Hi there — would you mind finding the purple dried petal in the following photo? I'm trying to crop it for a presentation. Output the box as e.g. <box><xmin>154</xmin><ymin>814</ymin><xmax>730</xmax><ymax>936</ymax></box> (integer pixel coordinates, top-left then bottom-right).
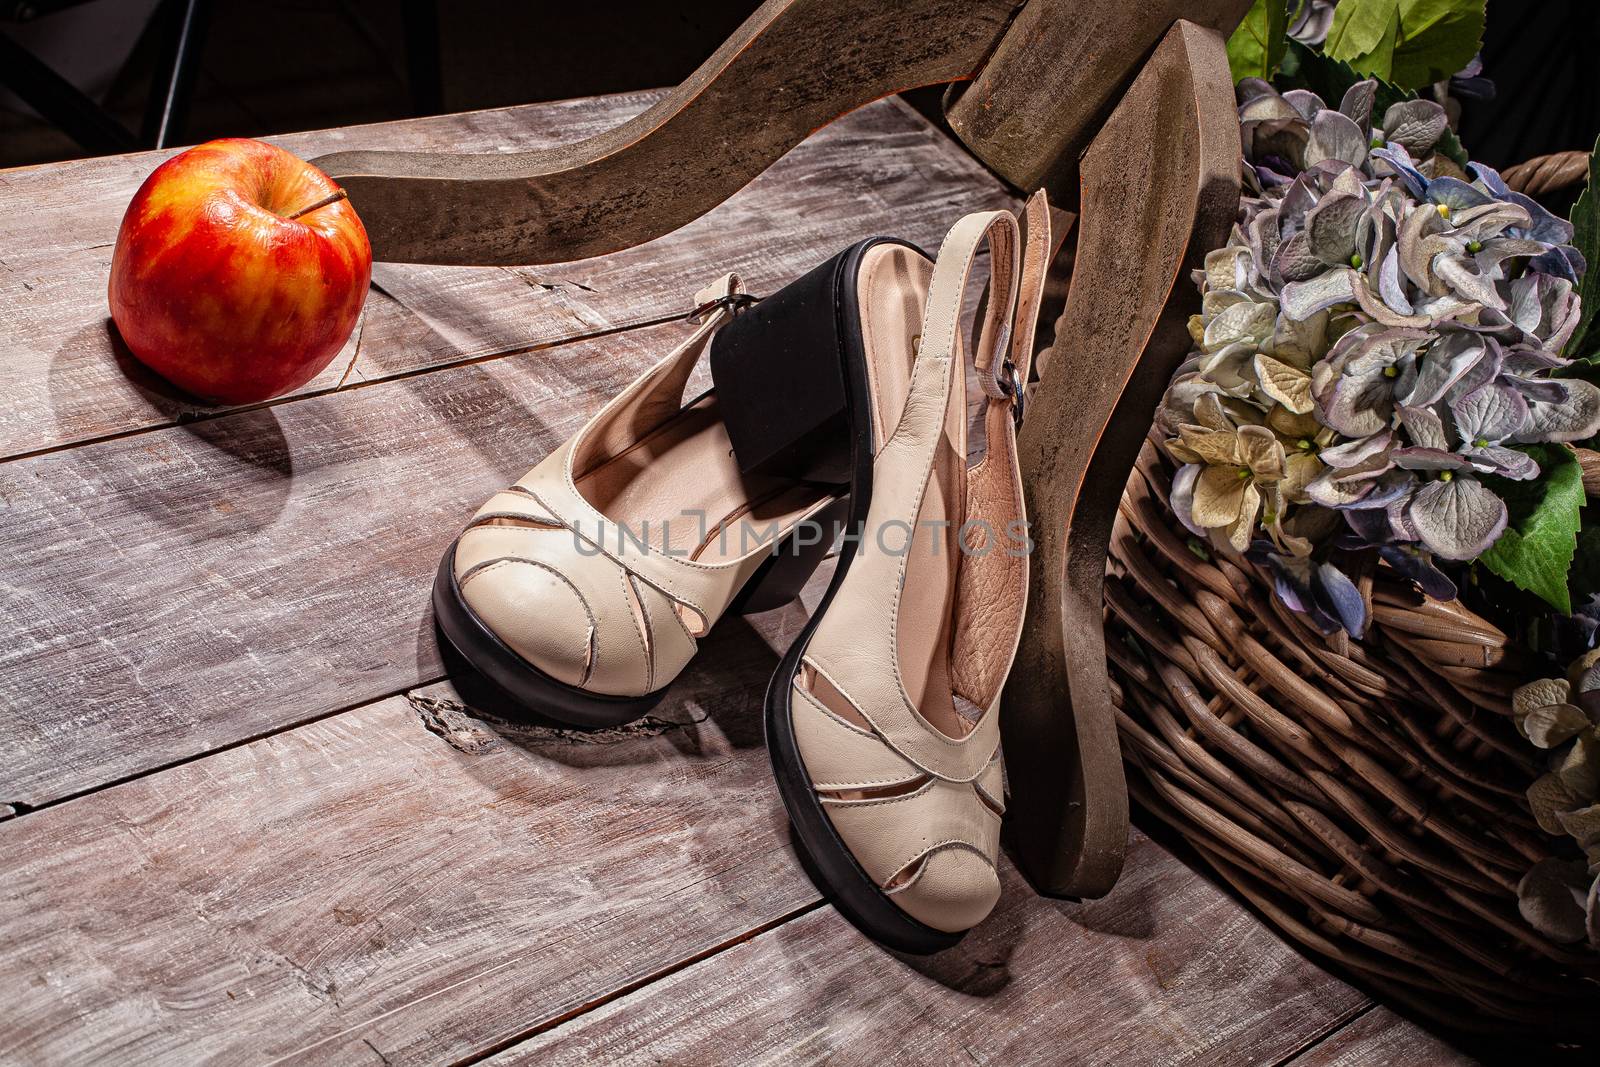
<box><xmin>1506</xmin><ymin>191</ymin><xmax>1576</xmax><ymax>246</ymax></box>
<box><xmin>1406</xmin><ymin>476</ymin><xmax>1508</xmax><ymax>560</ymax></box>
<box><xmin>1469</xmin><ymin>162</ymin><xmax>1512</xmax><ymax>198</ymax></box>
<box><xmin>1381</xmin><ymin>99</ymin><xmax>1448</xmax><ymax>155</ymax></box>
<box><xmin>1398</xmin><ymin>404</ymin><xmax>1452</xmax><ymax>450</ymax></box>
<box><xmin>1339</xmin><ymin>469</ymin><xmax>1417</xmax><ymax>510</ymax></box>
<box><xmin>1315</xmin><ymin>561</ymin><xmax>1369</xmax><ymax>637</ymax></box>
<box><xmin>1452</xmin><ymin>383</ymin><xmax>1530</xmax><ymax>443</ymax></box>
<box><xmin>1376</xmin><ymin>543</ymin><xmax>1459</xmax><ymax>601</ymax></box>
<box><xmin>1319</xmin><ymin>430</ymin><xmax>1395</xmax><ymax>469</ymax></box>
<box><xmin>1372</xmin><ymin>145</ymin><xmax>1428</xmax><ymax>199</ymax></box>
<box><xmin>1379</xmin><ymin>246</ymin><xmax>1414</xmax><ymax>315</ymax></box>
<box><xmin>1462</xmin><ymin>444</ymin><xmax>1540</xmax><ymax>480</ymax></box>
<box><xmin>1391</xmin><ymin>446</ymin><xmax>1478</xmax><ymax>472</ymax></box>
<box><xmin>1343</xmin><ymin>508</ymin><xmax>1393</xmax><ymax>544</ymax></box>
<box><xmin>1400</xmin><ymin>332</ymin><xmax>1487</xmax><ymax>407</ymax></box>
<box><xmin>1338</xmin><ymin>80</ymin><xmax>1377</xmax><ymax>132</ymax></box>
<box><xmin>1170</xmin><ymin>463</ymin><xmax>1207</xmax><ymax>538</ymax></box>
<box><xmin>1427</xmin><ymin>177</ymin><xmax>1495</xmax><ymax>214</ymax></box>
<box><xmin>1513</xmin><ymin>380</ymin><xmax>1600</xmax><ymax>443</ymax></box>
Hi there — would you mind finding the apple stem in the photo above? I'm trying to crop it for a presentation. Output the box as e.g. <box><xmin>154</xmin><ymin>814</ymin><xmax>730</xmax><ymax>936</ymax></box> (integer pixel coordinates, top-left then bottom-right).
<box><xmin>286</xmin><ymin>188</ymin><xmax>349</xmax><ymax>220</ymax></box>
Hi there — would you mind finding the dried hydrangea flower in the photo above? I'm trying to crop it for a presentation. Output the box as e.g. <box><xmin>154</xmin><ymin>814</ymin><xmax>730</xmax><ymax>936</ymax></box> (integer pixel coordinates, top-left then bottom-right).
<box><xmin>1515</xmin><ymin>651</ymin><xmax>1600</xmax><ymax>947</ymax></box>
<box><xmin>1159</xmin><ymin>76</ymin><xmax>1600</xmax><ymax>630</ymax></box>
<box><xmin>1287</xmin><ymin>0</ymin><xmax>1336</xmax><ymax>47</ymax></box>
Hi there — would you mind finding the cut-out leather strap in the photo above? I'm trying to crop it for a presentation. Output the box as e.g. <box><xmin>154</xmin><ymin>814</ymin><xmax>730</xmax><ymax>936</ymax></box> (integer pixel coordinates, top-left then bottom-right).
<box><xmin>510</xmin><ymin>273</ymin><xmax>769</xmax><ymax>634</ymax></box>
<box><xmin>803</xmin><ymin>208</ymin><xmax>1021</xmax><ymax>785</ymax></box>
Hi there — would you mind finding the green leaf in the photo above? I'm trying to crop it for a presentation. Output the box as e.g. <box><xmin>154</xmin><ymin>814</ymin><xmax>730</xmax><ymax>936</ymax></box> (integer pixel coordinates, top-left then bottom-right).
<box><xmin>1325</xmin><ymin>0</ymin><xmax>1485</xmax><ymax>91</ymax></box>
<box><xmin>1434</xmin><ymin>124</ymin><xmax>1470</xmax><ymax>169</ymax></box>
<box><xmin>1326</xmin><ymin>0</ymin><xmax>1401</xmax><ymax>80</ymax></box>
<box><xmin>1564</xmin><ymin>135</ymin><xmax>1600</xmax><ymax>363</ymax></box>
<box><xmin>1481</xmin><ymin>445</ymin><xmax>1586</xmax><ymax>614</ymax></box>
<box><xmin>1392</xmin><ymin>0</ymin><xmax>1487</xmax><ymax>89</ymax></box>
<box><xmin>1227</xmin><ymin>0</ymin><xmax>1290</xmax><ymax>82</ymax></box>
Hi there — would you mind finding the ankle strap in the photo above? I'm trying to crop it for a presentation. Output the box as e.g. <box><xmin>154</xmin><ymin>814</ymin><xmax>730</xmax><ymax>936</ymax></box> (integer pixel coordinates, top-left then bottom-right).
<box><xmin>918</xmin><ymin>192</ymin><xmax>1052</xmax><ymax>422</ymax></box>
<box><xmin>918</xmin><ymin>208</ymin><xmax>1022</xmax><ymax>384</ymax></box>
<box><xmin>974</xmin><ymin>190</ymin><xmax>1051</xmax><ymax>417</ymax></box>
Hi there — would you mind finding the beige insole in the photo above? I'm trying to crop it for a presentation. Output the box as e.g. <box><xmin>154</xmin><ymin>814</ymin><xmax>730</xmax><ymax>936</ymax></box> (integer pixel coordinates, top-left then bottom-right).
<box><xmin>802</xmin><ymin>243</ymin><xmax>977</xmax><ymax>746</ymax></box>
<box><xmin>577</xmin><ymin>394</ymin><xmax>825</xmax><ymax>565</ymax></box>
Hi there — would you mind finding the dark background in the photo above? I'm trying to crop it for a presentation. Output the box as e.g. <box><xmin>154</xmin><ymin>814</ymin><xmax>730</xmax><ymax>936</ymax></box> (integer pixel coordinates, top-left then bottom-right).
<box><xmin>1</xmin><ymin>0</ymin><xmax>1597</xmax><ymax>177</ymax></box>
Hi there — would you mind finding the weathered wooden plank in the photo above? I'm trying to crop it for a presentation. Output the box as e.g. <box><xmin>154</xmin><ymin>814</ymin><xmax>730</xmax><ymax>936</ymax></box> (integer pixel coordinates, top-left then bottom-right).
<box><xmin>0</xmin><ymin>652</ymin><xmax>1368</xmax><ymax>1067</ymax></box>
<box><xmin>0</xmin><ymin>652</ymin><xmax>818</xmax><ymax>1065</ymax></box>
<box><xmin>1283</xmin><ymin>1007</ymin><xmax>1479</xmax><ymax>1067</ymax></box>
<box><xmin>0</xmin><ymin>92</ymin><xmax>1009</xmax><ymax>460</ymax></box>
<box><xmin>0</xmin><ymin>320</ymin><xmax>684</xmax><ymax>807</ymax></box>
<box><xmin>493</xmin><ymin>829</ymin><xmax>1371</xmax><ymax>1066</ymax></box>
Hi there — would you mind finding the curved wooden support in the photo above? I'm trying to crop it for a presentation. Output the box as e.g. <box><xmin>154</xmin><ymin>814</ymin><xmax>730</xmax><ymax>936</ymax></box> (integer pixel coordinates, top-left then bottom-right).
<box><xmin>1002</xmin><ymin>20</ymin><xmax>1240</xmax><ymax>898</ymax></box>
<box><xmin>311</xmin><ymin>0</ymin><xmax>1019</xmax><ymax>265</ymax></box>
<box><xmin>945</xmin><ymin>0</ymin><xmax>1252</xmax><ymax>197</ymax></box>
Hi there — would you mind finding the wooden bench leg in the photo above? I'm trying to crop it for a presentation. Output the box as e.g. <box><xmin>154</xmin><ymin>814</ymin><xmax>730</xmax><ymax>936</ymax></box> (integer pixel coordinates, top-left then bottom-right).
<box><xmin>1001</xmin><ymin>19</ymin><xmax>1240</xmax><ymax>899</ymax></box>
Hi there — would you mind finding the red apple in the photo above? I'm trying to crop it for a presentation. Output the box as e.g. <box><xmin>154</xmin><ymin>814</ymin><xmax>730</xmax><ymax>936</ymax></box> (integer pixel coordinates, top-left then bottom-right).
<box><xmin>109</xmin><ymin>138</ymin><xmax>372</xmax><ymax>404</ymax></box>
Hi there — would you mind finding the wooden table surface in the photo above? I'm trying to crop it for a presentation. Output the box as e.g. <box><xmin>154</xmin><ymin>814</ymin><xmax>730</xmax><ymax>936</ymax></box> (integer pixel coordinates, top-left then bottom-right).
<box><xmin>0</xmin><ymin>91</ymin><xmax>1483</xmax><ymax>1065</ymax></box>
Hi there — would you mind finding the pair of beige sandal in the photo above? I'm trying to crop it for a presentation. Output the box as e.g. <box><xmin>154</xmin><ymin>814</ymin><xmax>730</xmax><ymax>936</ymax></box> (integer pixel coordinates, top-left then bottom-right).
<box><xmin>434</xmin><ymin>195</ymin><xmax>1050</xmax><ymax>951</ymax></box>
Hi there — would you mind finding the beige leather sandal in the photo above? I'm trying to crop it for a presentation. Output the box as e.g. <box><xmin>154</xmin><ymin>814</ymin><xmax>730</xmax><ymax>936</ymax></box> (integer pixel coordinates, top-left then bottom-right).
<box><xmin>763</xmin><ymin>195</ymin><xmax>1050</xmax><ymax>953</ymax></box>
<box><xmin>433</xmin><ymin>238</ymin><xmax>934</xmax><ymax>728</ymax></box>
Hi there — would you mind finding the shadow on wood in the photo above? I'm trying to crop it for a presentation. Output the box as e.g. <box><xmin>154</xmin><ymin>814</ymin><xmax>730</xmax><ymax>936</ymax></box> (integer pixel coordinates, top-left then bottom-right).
<box><xmin>1001</xmin><ymin>19</ymin><xmax>1241</xmax><ymax>899</ymax></box>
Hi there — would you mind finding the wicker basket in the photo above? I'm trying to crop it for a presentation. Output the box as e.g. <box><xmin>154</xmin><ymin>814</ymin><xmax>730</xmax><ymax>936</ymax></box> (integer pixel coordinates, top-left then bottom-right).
<box><xmin>1102</xmin><ymin>152</ymin><xmax>1600</xmax><ymax>1038</ymax></box>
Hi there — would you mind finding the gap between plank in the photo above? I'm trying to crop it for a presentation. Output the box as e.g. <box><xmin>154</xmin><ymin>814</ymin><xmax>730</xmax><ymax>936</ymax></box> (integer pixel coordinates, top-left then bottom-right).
<box><xmin>1267</xmin><ymin>998</ymin><xmax>1377</xmax><ymax>1066</ymax></box>
<box><xmin>447</xmin><ymin>899</ymin><xmax>828</xmax><ymax>1067</ymax></box>
<box><xmin>1</xmin><ymin>306</ymin><xmax>685</xmax><ymax>467</ymax></box>
<box><xmin>0</xmin><ymin>672</ymin><xmax>446</xmax><ymax>821</ymax></box>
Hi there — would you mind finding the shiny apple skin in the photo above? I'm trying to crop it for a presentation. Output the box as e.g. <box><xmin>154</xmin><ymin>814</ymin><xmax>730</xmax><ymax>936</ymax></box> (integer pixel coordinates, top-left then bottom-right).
<box><xmin>108</xmin><ymin>138</ymin><xmax>372</xmax><ymax>404</ymax></box>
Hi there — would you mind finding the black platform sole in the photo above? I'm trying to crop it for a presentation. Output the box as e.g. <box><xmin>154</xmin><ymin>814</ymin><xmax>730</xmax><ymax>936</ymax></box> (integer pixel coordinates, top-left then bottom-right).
<box><xmin>432</xmin><ymin>546</ymin><xmax>670</xmax><ymax>728</ymax></box>
<box><xmin>753</xmin><ymin>238</ymin><xmax>962</xmax><ymax>956</ymax></box>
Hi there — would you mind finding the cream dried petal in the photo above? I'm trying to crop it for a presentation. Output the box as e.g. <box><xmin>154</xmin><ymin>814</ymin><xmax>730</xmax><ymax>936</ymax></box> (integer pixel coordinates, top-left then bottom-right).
<box><xmin>1255</xmin><ymin>353</ymin><xmax>1315</xmax><ymax>414</ymax></box>
<box><xmin>1165</xmin><ymin>438</ymin><xmax>1204</xmax><ymax>465</ymax></box>
<box><xmin>1521</xmin><ymin>703</ymin><xmax>1593</xmax><ymax>749</ymax></box>
<box><xmin>1557</xmin><ymin>803</ymin><xmax>1600</xmax><ymax>856</ymax></box>
<box><xmin>1517</xmin><ymin>857</ymin><xmax>1591</xmax><ymax>944</ymax></box>
<box><xmin>1529</xmin><ymin>771</ymin><xmax>1585</xmax><ymax>835</ymax></box>
<box><xmin>1192</xmin><ymin>465</ymin><xmax>1249</xmax><ymax>528</ymax></box>
<box><xmin>1557</xmin><ymin>729</ymin><xmax>1600</xmax><ymax>797</ymax></box>
<box><xmin>1513</xmin><ymin>676</ymin><xmax>1572</xmax><ymax>719</ymax></box>
<box><xmin>1236</xmin><ymin>424</ymin><xmax>1287</xmax><ymax>482</ymax></box>
<box><xmin>1224</xmin><ymin>480</ymin><xmax>1262</xmax><ymax>552</ymax></box>
<box><xmin>1177</xmin><ymin>426</ymin><xmax>1242</xmax><ymax>467</ymax></box>
<box><xmin>1281</xmin><ymin>451</ymin><xmax>1323</xmax><ymax>503</ymax></box>
<box><xmin>1266</xmin><ymin>405</ymin><xmax>1324</xmax><ymax>439</ymax></box>
<box><xmin>1193</xmin><ymin>391</ymin><xmax>1234</xmax><ymax>432</ymax></box>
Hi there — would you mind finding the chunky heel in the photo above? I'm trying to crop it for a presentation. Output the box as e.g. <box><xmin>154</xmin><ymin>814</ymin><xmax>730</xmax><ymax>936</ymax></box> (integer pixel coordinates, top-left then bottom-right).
<box><xmin>711</xmin><ymin>238</ymin><xmax>925</xmax><ymax>486</ymax></box>
<box><xmin>736</xmin><ymin>495</ymin><xmax>850</xmax><ymax>614</ymax></box>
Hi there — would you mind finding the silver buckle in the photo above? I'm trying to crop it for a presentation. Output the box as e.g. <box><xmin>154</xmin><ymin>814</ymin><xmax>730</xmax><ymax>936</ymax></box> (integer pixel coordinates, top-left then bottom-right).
<box><xmin>997</xmin><ymin>357</ymin><xmax>1026</xmax><ymax>426</ymax></box>
<box><xmin>687</xmin><ymin>291</ymin><xmax>758</xmax><ymax>324</ymax></box>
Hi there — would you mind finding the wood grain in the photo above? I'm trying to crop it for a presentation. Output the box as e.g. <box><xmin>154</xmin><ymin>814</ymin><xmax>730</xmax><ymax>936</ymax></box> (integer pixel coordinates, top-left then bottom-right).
<box><xmin>0</xmin><ymin>320</ymin><xmax>701</xmax><ymax>808</ymax></box>
<box><xmin>1002</xmin><ymin>21</ymin><xmax>1240</xmax><ymax>899</ymax></box>
<box><xmin>946</xmin><ymin>0</ymin><xmax>1254</xmax><ymax>195</ymax></box>
<box><xmin>0</xmin><ymin>645</ymin><xmax>817</xmax><ymax>1065</ymax></box>
<box><xmin>312</xmin><ymin>0</ymin><xmax>1020</xmax><ymax>264</ymax></box>
<box><xmin>0</xmin><ymin>92</ymin><xmax>1011</xmax><ymax>461</ymax></box>
<box><xmin>1283</xmin><ymin>1007</ymin><xmax>1480</xmax><ymax>1066</ymax></box>
<box><xmin>491</xmin><ymin>828</ymin><xmax>1371</xmax><ymax>1066</ymax></box>
<box><xmin>0</xmin><ymin>655</ymin><xmax>1378</xmax><ymax>1066</ymax></box>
